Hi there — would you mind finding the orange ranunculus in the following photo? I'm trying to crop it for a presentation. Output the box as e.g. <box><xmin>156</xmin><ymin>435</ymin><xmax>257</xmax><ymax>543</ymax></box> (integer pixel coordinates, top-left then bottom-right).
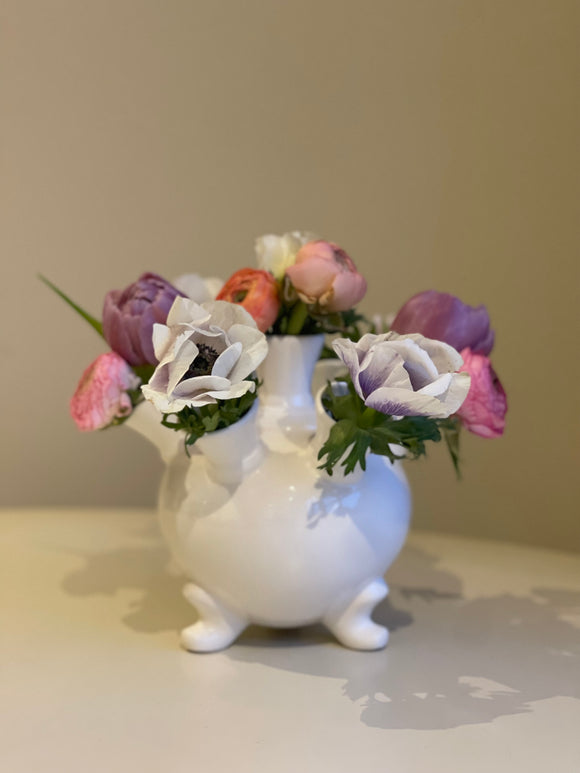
<box><xmin>216</xmin><ymin>268</ymin><xmax>280</xmax><ymax>332</ymax></box>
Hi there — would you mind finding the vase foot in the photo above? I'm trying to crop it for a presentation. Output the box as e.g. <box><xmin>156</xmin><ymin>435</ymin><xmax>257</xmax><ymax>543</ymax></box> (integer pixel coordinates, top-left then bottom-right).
<box><xmin>323</xmin><ymin>578</ymin><xmax>389</xmax><ymax>651</ymax></box>
<box><xmin>181</xmin><ymin>583</ymin><xmax>247</xmax><ymax>653</ymax></box>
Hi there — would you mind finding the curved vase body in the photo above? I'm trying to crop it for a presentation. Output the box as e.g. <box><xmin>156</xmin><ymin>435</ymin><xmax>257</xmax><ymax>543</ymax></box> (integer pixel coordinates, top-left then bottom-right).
<box><xmin>128</xmin><ymin>335</ymin><xmax>411</xmax><ymax>652</ymax></box>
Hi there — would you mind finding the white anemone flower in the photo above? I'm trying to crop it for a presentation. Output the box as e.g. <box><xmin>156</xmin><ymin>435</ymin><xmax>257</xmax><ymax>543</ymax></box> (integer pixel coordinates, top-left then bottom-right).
<box><xmin>142</xmin><ymin>297</ymin><xmax>268</xmax><ymax>413</ymax></box>
<box><xmin>333</xmin><ymin>332</ymin><xmax>470</xmax><ymax>419</ymax></box>
<box><xmin>172</xmin><ymin>274</ymin><xmax>223</xmax><ymax>303</ymax></box>
<box><xmin>255</xmin><ymin>230</ymin><xmax>317</xmax><ymax>280</ymax></box>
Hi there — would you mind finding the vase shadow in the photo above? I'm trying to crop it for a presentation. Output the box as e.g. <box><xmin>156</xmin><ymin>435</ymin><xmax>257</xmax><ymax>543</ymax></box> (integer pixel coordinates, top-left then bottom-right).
<box><xmin>228</xmin><ymin>546</ymin><xmax>580</xmax><ymax>731</ymax></box>
<box><xmin>61</xmin><ymin>531</ymin><xmax>580</xmax><ymax>732</ymax></box>
<box><xmin>60</xmin><ymin>520</ymin><xmax>192</xmax><ymax>634</ymax></box>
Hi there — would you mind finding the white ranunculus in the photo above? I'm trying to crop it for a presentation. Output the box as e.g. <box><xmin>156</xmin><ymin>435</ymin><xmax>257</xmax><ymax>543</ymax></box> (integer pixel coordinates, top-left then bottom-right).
<box><xmin>141</xmin><ymin>297</ymin><xmax>268</xmax><ymax>413</ymax></box>
<box><xmin>172</xmin><ymin>274</ymin><xmax>223</xmax><ymax>303</ymax></box>
<box><xmin>255</xmin><ymin>231</ymin><xmax>317</xmax><ymax>280</ymax></box>
<box><xmin>333</xmin><ymin>332</ymin><xmax>470</xmax><ymax>419</ymax></box>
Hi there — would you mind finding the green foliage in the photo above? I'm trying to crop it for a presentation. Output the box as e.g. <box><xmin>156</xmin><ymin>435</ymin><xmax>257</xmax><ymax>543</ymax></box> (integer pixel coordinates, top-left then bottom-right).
<box><xmin>160</xmin><ymin>380</ymin><xmax>259</xmax><ymax>454</ymax></box>
<box><xmin>106</xmin><ymin>386</ymin><xmax>145</xmax><ymax>428</ymax></box>
<box><xmin>38</xmin><ymin>274</ymin><xmax>104</xmax><ymax>338</ymax></box>
<box><xmin>439</xmin><ymin>415</ymin><xmax>462</xmax><ymax>478</ymax></box>
<box><xmin>318</xmin><ymin>310</ymin><xmax>379</xmax><ymax>358</ymax></box>
<box><xmin>318</xmin><ymin>380</ymin><xmax>462</xmax><ymax>477</ymax></box>
<box><xmin>270</xmin><ymin>275</ymin><xmax>372</xmax><ymax>338</ymax></box>
<box><xmin>39</xmin><ymin>274</ymin><xmax>158</xmax><ymax>388</ymax></box>
<box><xmin>133</xmin><ymin>364</ymin><xmax>155</xmax><ymax>383</ymax></box>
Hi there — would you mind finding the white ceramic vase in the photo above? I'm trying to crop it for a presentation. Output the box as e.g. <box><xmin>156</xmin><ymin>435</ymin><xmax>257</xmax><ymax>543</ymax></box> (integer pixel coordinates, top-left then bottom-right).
<box><xmin>126</xmin><ymin>334</ymin><xmax>411</xmax><ymax>652</ymax></box>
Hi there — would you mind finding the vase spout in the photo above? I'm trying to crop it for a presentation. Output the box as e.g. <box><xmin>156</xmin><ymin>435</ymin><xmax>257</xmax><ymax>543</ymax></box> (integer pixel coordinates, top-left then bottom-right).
<box><xmin>258</xmin><ymin>334</ymin><xmax>324</xmax><ymax>450</ymax></box>
<box><xmin>124</xmin><ymin>400</ymin><xmax>182</xmax><ymax>464</ymax></box>
<box><xmin>196</xmin><ymin>401</ymin><xmax>264</xmax><ymax>486</ymax></box>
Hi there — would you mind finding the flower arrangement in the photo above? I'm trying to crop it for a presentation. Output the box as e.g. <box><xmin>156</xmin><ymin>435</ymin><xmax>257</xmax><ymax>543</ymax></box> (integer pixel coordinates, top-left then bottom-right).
<box><xmin>42</xmin><ymin>231</ymin><xmax>507</xmax><ymax>473</ymax></box>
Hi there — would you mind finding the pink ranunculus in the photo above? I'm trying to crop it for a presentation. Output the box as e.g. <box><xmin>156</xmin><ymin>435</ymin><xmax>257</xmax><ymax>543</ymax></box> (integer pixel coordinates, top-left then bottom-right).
<box><xmin>456</xmin><ymin>348</ymin><xmax>507</xmax><ymax>438</ymax></box>
<box><xmin>285</xmin><ymin>240</ymin><xmax>367</xmax><ymax>312</ymax></box>
<box><xmin>70</xmin><ymin>352</ymin><xmax>140</xmax><ymax>431</ymax></box>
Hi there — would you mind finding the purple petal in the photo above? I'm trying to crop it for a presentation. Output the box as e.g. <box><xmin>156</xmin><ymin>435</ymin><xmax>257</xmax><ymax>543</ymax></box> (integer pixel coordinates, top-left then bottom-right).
<box><xmin>357</xmin><ymin>345</ymin><xmax>406</xmax><ymax>398</ymax></box>
<box><xmin>102</xmin><ymin>273</ymin><xmax>185</xmax><ymax>366</ymax></box>
<box><xmin>391</xmin><ymin>290</ymin><xmax>495</xmax><ymax>355</ymax></box>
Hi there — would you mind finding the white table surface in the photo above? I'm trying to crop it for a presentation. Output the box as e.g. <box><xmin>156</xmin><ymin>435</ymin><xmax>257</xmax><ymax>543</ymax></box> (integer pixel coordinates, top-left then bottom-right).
<box><xmin>2</xmin><ymin>508</ymin><xmax>580</xmax><ymax>773</ymax></box>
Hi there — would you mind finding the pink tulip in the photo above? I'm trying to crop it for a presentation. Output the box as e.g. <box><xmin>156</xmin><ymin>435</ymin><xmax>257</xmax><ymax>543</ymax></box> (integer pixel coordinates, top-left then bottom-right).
<box><xmin>285</xmin><ymin>240</ymin><xmax>367</xmax><ymax>312</ymax></box>
<box><xmin>456</xmin><ymin>348</ymin><xmax>507</xmax><ymax>438</ymax></box>
<box><xmin>70</xmin><ymin>352</ymin><xmax>139</xmax><ymax>431</ymax></box>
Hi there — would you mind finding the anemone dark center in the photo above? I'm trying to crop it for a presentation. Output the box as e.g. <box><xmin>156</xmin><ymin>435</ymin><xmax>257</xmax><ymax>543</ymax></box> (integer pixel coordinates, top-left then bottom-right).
<box><xmin>181</xmin><ymin>343</ymin><xmax>220</xmax><ymax>379</ymax></box>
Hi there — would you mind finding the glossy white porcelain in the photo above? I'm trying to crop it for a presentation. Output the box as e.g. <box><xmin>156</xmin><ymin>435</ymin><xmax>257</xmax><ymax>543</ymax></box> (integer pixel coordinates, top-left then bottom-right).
<box><xmin>128</xmin><ymin>336</ymin><xmax>411</xmax><ymax>652</ymax></box>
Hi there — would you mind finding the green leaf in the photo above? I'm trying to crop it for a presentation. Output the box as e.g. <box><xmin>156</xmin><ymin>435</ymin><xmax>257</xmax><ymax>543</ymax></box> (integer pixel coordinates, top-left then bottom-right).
<box><xmin>38</xmin><ymin>274</ymin><xmax>104</xmax><ymax>338</ymax></box>
<box><xmin>201</xmin><ymin>411</ymin><xmax>221</xmax><ymax>432</ymax></box>
<box><xmin>341</xmin><ymin>430</ymin><xmax>371</xmax><ymax>474</ymax></box>
<box><xmin>317</xmin><ymin>418</ymin><xmax>358</xmax><ymax>475</ymax></box>
<box><xmin>133</xmin><ymin>364</ymin><xmax>155</xmax><ymax>383</ymax></box>
<box><xmin>440</xmin><ymin>416</ymin><xmax>462</xmax><ymax>479</ymax></box>
<box><xmin>158</xmin><ymin>379</ymin><xmax>260</xmax><ymax>454</ymax></box>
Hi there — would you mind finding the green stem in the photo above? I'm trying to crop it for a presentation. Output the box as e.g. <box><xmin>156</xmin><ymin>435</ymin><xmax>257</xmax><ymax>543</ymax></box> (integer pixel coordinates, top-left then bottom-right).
<box><xmin>38</xmin><ymin>273</ymin><xmax>105</xmax><ymax>338</ymax></box>
<box><xmin>133</xmin><ymin>364</ymin><xmax>155</xmax><ymax>383</ymax></box>
<box><xmin>359</xmin><ymin>406</ymin><xmax>376</xmax><ymax>429</ymax></box>
<box><xmin>286</xmin><ymin>300</ymin><xmax>309</xmax><ymax>335</ymax></box>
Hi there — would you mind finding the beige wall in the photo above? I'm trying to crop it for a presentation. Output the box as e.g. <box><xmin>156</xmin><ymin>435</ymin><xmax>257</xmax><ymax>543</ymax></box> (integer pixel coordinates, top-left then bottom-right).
<box><xmin>2</xmin><ymin>0</ymin><xmax>579</xmax><ymax>550</ymax></box>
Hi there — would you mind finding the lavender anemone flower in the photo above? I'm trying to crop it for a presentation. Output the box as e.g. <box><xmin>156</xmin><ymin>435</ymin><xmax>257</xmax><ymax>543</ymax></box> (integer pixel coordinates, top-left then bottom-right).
<box><xmin>391</xmin><ymin>290</ymin><xmax>495</xmax><ymax>356</ymax></box>
<box><xmin>103</xmin><ymin>272</ymin><xmax>184</xmax><ymax>366</ymax></box>
<box><xmin>333</xmin><ymin>332</ymin><xmax>471</xmax><ymax>419</ymax></box>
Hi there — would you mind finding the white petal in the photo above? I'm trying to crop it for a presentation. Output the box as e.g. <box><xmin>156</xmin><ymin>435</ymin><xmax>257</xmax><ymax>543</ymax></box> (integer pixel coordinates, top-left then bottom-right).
<box><xmin>365</xmin><ymin>386</ymin><xmax>453</xmax><ymax>418</ymax></box>
<box><xmin>255</xmin><ymin>231</ymin><xmax>317</xmax><ymax>278</ymax></box>
<box><xmin>172</xmin><ymin>374</ymin><xmax>232</xmax><ymax>397</ymax></box>
<box><xmin>227</xmin><ymin>326</ymin><xmax>268</xmax><ymax>381</ymax></box>
<box><xmin>212</xmin><ymin>342</ymin><xmax>242</xmax><ymax>378</ymax></box>
<box><xmin>185</xmin><ymin>393</ymin><xmax>219</xmax><ymax>407</ymax></box>
<box><xmin>202</xmin><ymin>300</ymin><xmax>257</xmax><ymax>331</ymax></box>
<box><xmin>167</xmin><ymin>296</ymin><xmax>210</xmax><ymax>327</ymax></box>
<box><xmin>146</xmin><ymin>363</ymin><xmax>170</xmax><ymax>393</ymax></box>
<box><xmin>141</xmin><ymin>384</ymin><xmax>190</xmax><ymax>414</ymax></box>
<box><xmin>166</xmin><ymin>340</ymin><xmax>199</xmax><ymax>393</ymax></box>
<box><xmin>172</xmin><ymin>274</ymin><xmax>212</xmax><ymax>303</ymax></box>
<box><xmin>205</xmin><ymin>380</ymin><xmax>256</xmax><ymax>401</ymax></box>
<box><xmin>397</xmin><ymin>333</ymin><xmax>464</xmax><ymax>373</ymax></box>
<box><xmin>204</xmin><ymin>277</ymin><xmax>224</xmax><ymax>300</ymax></box>
<box><xmin>431</xmin><ymin>371</ymin><xmax>471</xmax><ymax>415</ymax></box>
<box><xmin>357</xmin><ymin>345</ymin><xmax>409</xmax><ymax>397</ymax></box>
<box><xmin>333</xmin><ymin>338</ymin><xmax>361</xmax><ymax>372</ymax></box>
<box><xmin>385</xmin><ymin>338</ymin><xmax>439</xmax><ymax>385</ymax></box>
<box><xmin>416</xmin><ymin>372</ymin><xmax>453</xmax><ymax>398</ymax></box>
<box><xmin>151</xmin><ymin>323</ymin><xmax>172</xmax><ymax>361</ymax></box>
<box><xmin>255</xmin><ymin>234</ymin><xmax>286</xmax><ymax>273</ymax></box>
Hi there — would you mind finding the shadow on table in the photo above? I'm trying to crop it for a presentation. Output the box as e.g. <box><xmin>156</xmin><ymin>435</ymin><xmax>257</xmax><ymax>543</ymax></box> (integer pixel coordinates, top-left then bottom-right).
<box><xmin>60</xmin><ymin>519</ymin><xmax>192</xmax><ymax>634</ymax></box>
<box><xmin>62</xmin><ymin>531</ymin><xmax>580</xmax><ymax>731</ymax></box>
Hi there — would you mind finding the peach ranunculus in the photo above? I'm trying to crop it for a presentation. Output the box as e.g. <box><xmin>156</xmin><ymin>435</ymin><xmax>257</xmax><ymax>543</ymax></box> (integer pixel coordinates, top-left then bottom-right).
<box><xmin>456</xmin><ymin>348</ymin><xmax>507</xmax><ymax>438</ymax></box>
<box><xmin>285</xmin><ymin>240</ymin><xmax>367</xmax><ymax>313</ymax></box>
<box><xmin>216</xmin><ymin>268</ymin><xmax>280</xmax><ymax>332</ymax></box>
<box><xmin>70</xmin><ymin>352</ymin><xmax>140</xmax><ymax>431</ymax></box>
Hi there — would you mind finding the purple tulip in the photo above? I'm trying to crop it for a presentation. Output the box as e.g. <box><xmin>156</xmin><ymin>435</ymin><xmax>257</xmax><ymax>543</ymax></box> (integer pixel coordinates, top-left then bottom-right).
<box><xmin>102</xmin><ymin>272</ymin><xmax>184</xmax><ymax>366</ymax></box>
<box><xmin>391</xmin><ymin>290</ymin><xmax>495</xmax><ymax>356</ymax></box>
